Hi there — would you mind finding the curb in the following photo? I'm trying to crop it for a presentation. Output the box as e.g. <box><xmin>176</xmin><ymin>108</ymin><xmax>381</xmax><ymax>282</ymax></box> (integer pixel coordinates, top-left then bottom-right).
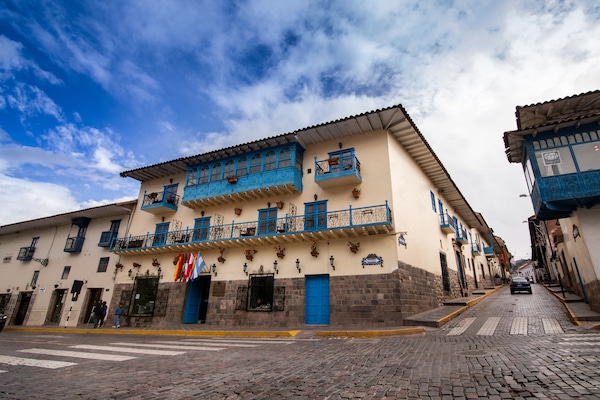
<box><xmin>435</xmin><ymin>285</ymin><xmax>504</xmax><ymax>327</ymax></box>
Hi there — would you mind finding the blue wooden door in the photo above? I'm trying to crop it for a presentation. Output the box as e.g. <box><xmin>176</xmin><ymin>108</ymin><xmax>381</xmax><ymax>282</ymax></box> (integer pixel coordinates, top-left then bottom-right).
<box><xmin>183</xmin><ymin>278</ymin><xmax>203</xmax><ymax>324</ymax></box>
<box><xmin>153</xmin><ymin>222</ymin><xmax>169</xmax><ymax>246</ymax></box>
<box><xmin>305</xmin><ymin>274</ymin><xmax>330</xmax><ymax>325</ymax></box>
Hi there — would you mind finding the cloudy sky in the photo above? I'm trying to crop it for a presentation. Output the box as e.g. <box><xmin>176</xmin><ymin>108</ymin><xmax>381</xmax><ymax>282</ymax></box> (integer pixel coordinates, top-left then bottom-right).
<box><xmin>1</xmin><ymin>1</ymin><xmax>599</xmax><ymax>259</ymax></box>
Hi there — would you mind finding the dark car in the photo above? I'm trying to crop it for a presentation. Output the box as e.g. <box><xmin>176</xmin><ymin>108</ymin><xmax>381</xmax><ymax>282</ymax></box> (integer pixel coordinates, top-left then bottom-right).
<box><xmin>510</xmin><ymin>276</ymin><xmax>532</xmax><ymax>294</ymax></box>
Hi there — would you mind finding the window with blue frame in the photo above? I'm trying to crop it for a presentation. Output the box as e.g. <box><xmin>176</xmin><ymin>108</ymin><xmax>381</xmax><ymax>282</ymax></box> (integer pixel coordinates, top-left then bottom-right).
<box><xmin>237</xmin><ymin>157</ymin><xmax>248</xmax><ymax>176</ymax></box>
<box><xmin>304</xmin><ymin>201</ymin><xmax>327</xmax><ymax>231</ymax></box>
<box><xmin>164</xmin><ymin>184</ymin><xmax>178</xmax><ymax>204</ymax></box>
<box><xmin>192</xmin><ymin>217</ymin><xmax>210</xmax><ymax>242</ymax></box>
<box><xmin>531</xmin><ymin>130</ymin><xmax>600</xmax><ymax>177</ymax></box>
<box><xmin>279</xmin><ymin>147</ymin><xmax>291</xmax><ymax>167</ymax></box>
<box><xmin>97</xmin><ymin>258</ymin><xmax>109</xmax><ymax>273</ymax></box>
<box><xmin>187</xmin><ymin>167</ymin><xmax>198</xmax><ymax>186</ymax></box>
<box><xmin>264</xmin><ymin>151</ymin><xmax>276</xmax><ymax>171</ymax></box>
<box><xmin>199</xmin><ymin>165</ymin><xmax>209</xmax><ymax>184</ymax></box>
<box><xmin>211</xmin><ymin>162</ymin><xmax>222</xmax><ymax>182</ymax></box>
<box><xmin>430</xmin><ymin>191</ymin><xmax>436</xmax><ymax>212</ymax></box>
<box><xmin>258</xmin><ymin>208</ymin><xmax>278</xmax><ymax>235</ymax></box>
<box><xmin>153</xmin><ymin>223</ymin><xmax>169</xmax><ymax>246</ymax></box>
<box><xmin>250</xmin><ymin>154</ymin><xmax>262</xmax><ymax>173</ymax></box>
<box><xmin>224</xmin><ymin>160</ymin><xmax>235</xmax><ymax>178</ymax></box>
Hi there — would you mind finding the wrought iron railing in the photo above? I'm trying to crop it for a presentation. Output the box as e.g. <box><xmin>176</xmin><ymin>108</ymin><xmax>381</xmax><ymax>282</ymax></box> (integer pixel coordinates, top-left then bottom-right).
<box><xmin>142</xmin><ymin>190</ymin><xmax>180</xmax><ymax>207</ymax></box>
<box><xmin>64</xmin><ymin>236</ymin><xmax>85</xmax><ymax>252</ymax></box>
<box><xmin>440</xmin><ymin>213</ymin><xmax>456</xmax><ymax>231</ymax></box>
<box><xmin>315</xmin><ymin>154</ymin><xmax>361</xmax><ymax>177</ymax></box>
<box><xmin>112</xmin><ymin>202</ymin><xmax>392</xmax><ymax>251</ymax></box>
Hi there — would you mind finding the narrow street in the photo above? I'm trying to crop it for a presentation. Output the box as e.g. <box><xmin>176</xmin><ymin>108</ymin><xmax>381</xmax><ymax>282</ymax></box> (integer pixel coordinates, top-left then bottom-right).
<box><xmin>0</xmin><ymin>284</ymin><xmax>598</xmax><ymax>399</ymax></box>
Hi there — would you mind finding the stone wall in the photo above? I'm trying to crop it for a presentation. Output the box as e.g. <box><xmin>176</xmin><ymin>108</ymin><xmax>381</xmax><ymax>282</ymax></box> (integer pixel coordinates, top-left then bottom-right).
<box><xmin>585</xmin><ymin>278</ymin><xmax>600</xmax><ymax>313</ymax></box>
<box><xmin>108</xmin><ymin>260</ymin><xmax>484</xmax><ymax>329</ymax></box>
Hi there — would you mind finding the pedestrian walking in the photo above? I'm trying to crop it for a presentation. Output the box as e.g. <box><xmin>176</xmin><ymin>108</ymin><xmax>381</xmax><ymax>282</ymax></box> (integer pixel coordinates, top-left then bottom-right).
<box><xmin>113</xmin><ymin>303</ymin><xmax>125</xmax><ymax>328</ymax></box>
<box><xmin>93</xmin><ymin>300</ymin><xmax>107</xmax><ymax>328</ymax></box>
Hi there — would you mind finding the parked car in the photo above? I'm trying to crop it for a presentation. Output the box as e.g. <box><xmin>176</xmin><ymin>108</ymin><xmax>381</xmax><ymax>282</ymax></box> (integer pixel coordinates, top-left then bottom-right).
<box><xmin>510</xmin><ymin>276</ymin><xmax>532</xmax><ymax>294</ymax></box>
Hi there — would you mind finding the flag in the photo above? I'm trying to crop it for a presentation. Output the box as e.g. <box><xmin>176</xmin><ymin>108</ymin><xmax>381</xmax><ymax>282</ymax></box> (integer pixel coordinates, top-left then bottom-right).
<box><xmin>173</xmin><ymin>254</ymin><xmax>184</xmax><ymax>281</ymax></box>
<box><xmin>192</xmin><ymin>252</ymin><xmax>205</xmax><ymax>281</ymax></box>
<box><xmin>184</xmin><ymin>253</ymin><xmax>196</xmax><ymax>282</ymax></box>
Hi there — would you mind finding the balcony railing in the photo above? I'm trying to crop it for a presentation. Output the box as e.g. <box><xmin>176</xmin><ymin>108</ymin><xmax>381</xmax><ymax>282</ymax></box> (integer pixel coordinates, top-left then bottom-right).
<box><xmin>111</xmin><ymin>202</ymin><xmax>393</xmax><ymax>254</ymax></box>
<box><xmin>471</xmin><ymin>242</ymin><xmax>481</xmax><ymax>255</ymax></box>
<box><xmin>440</xmin><ymin>213</ymin><xmax>456</xmax><ymax>234</ymax></box>
<box><xmin>314</xmin><ymin>155</ymin><xmax>362</xmax><ymax>188</ymax></box>
<box><xmin>455</xmin><ymin>227</ymin><xmax>469</xmax><ymax>245</ymax></box>
<box><xmin>17</xmin><ymin>246</ymin><xmax>36</xmax><ymax>261</ymax></box>
<box><xmin>141</xmin><ymin>190</ymin><xmax>179</xmax><ymax>214</ymax></box>
<box><xmin>98</xmin><ymin>230</ymin><xmax>118</xmax><ymax>247</ymax></box>
<box><xmin>64</xmin><ymin>236</ymin><xmax>85</xmax><ymax>253</ymax></box>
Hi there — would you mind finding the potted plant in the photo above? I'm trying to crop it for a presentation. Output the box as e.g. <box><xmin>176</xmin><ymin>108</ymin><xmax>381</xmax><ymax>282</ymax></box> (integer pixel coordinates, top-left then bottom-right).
<box><xmin>115</xmin><ymin>262</ymin><xmax>124</xmax><ymax>269</ymax></box>
<box><xmin>151</xmin><ymin>258</ymin><xmax>160</xmax><ymax>267</ymax></box>
<box><xmin>347</xmin><ymin>241</ymin><xmax>360</xmax><ymax>253</ymax></box>
<box><xmin>234</xmin><ymin>207</ymin><xmax>242</xmax><ymax>216</ymax></box>
<box><xmin>226</xmin><ymin>175</ymin><xmax>238</xmax><ymax>184</ymax></box>
<box><xmin>218</xmin><ymin>248</ymin><xmax>226</xmax><ymax>263</ymax></box>
<box><xmin>276</xmin><ymin>201</ymin><xmax>284</xmax><ymax>209</ymax></box>
<box><xmin>245</xmin><ymin>249</ymin><xmax>257</xmax><ymax>261</ymax></box>
<box><xmin>310</xmin><ymin>242</ymin><xmax>319</xmax><ymax>257</ymax></box>
<box><xmin>274</xmin><ymin>245</ymin><xmax>285</xmax><ymax>259</ymax></box>
<box><xmin>352</xmin><ymin>188</ymin><xmax>361</xmax><ymax>198</ymax></box>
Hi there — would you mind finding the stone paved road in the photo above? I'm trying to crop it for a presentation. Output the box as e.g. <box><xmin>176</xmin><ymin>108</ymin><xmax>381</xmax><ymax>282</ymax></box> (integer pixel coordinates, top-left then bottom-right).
<box><xmin>0</xmin><ymin>284</ymin><xmax>598</xmax><ymax>399</ymax></box>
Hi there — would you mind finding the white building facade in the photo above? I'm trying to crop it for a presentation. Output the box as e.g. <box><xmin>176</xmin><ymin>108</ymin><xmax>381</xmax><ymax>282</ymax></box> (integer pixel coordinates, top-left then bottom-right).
<box><xmin>110</xmin><ymin>105</ymin><xmax>503</xmax><ymax>329</ymax></box>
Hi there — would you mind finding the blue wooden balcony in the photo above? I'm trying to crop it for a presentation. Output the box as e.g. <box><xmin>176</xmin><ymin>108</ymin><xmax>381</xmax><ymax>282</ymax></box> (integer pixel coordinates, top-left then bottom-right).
<box><xmin>64</xmin><ymin>236</ymin><xmax>85</xmax><ymax>253</ymax></box>
<box><xmin>484</xmin><ymin>246</ymin><xmax>494</xmax><ymax>258</ymax></box>
<box><xmin>141</xmin><ymin>190</ymin><xmax>179</xmax><ymax>214</ymax></box>
<box><xmin>440</xmin><ymin>213</ymin><xmax>456</xmax><ymax>234</ymax></box>
<box><xmin>182</xmin><ymin>166</ymin><xmax>303</xmax><ymax>208</ymax></box>
<box><xmin>17</xmin><ymin>246</ymin><xmax>35</xmax><ymax>261</ymax></box>
<box><xmin>314</xmin><ymin>154</ymin><xmax>362</xmax><ymax>189</ymax></box>
<box><xmin>530</xmin><ymin>170</ymin><xmax>600</xmax><ymax>220</ymax></box>
<box><xmin>111</xmin><ymin>202</ymin><xmax>393</xmax><ymax>254</ymax></box>
<box><xmin>471</xmin><ymin>242</ymin><xmax>481</xmax><ymax>255</ymax></box>
<box><xmin>98</xmin><ymin>231</ymin><xmax>118</xmax><ymax>247</ymax></box>
<box><xmin>455</xmin><ymin>227</ymin><xmax>469</xmax><ymax>245</ymax></box>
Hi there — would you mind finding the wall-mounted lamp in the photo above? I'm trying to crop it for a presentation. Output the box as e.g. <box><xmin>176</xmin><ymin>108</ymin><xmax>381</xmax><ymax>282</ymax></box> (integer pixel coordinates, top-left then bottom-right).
<box><xmin>330</xmin><ymin>255</ymin><xmax>335</xmax><ymax>271</ymax></box>
<box><xmin>211</xmin><ymin>263</ymin><xmax>217</xmax><ymax>276</ymax></box>
<box><xmin>201</xmin><ymin>210</ymin><xmax>205</xmax><ymax>216</ymax></box>
<box><xmin>296</xmin><ymin>258</ymin><xmax>301</xmax><ymax>273</ymax></box>
<box><xmin>162</xmin><ymin>216</ymin><xmax>165</xmax><ymax>222</ymax></box>
<box><xmin>157</xmin><ymin>266</ymin><xmax>162</xmax><ymax>280</ymax></box>
<box><xmin>338</xmin><ymin>142</ymin><xmax>342</xmax><ymax>149</ymax></box>
<box><xmin>267</xmin><ymin>202</ymin><xmax>271</xmax><ymax>208</ymax></box>
<box><xmin>6</xmin><ymin>288</ymin><xmax>10</xmax><ymax>293</ymax></box>
<box><xmin>243</xmin><ymin>263</ymin><xmax>248</xmax><ymax>276</ymax></box>
<box><xmin>314</xmin><ymin>194</ymin><xmax>318</xmax><ymax>201</ymax></box>
<box><xmin>273</xmin><ymin>260</ymin><xmax>278</xmax><ymax>274</ymax></box>
<box><xmin>128</xmin><ymin>269</ymin><xmax>133</xmax><ymax>278</ymax></box>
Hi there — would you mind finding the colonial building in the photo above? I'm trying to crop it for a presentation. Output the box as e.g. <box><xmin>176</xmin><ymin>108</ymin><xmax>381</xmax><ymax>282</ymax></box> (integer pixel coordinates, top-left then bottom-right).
<box><xmin>504</xmin><ymin>90</ymin><xmax>600</xmax><ymax>312</ymax></box>
<box><xmin>0</xmin><ymin>201</ymin><xmax>136</xmax><ymax>327</ymax></box>
<box><xmin>111</xmin><ymin>104</ymin><xmax>504</xmax><ymax>329</ymax></box>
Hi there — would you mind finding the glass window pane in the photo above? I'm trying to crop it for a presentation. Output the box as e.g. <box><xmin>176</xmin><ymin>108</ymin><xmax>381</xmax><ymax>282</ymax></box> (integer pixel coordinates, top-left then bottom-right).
<box><xmin>199</xmin><ymin>166</ymin><xmax>210</xmax><ymax>184</ymax></box>
<box><xmin>250</xmin><ymin>154</ymin><xmax>261</xmax><ymax>173</ymax></box>
<box><xmin>279</xmin><ymin>147</ymin><xmax>291</xmax><ymax>167</ymax></box>
<box><xmin>237</xmin><ymin>157</ymin><xmax>248</xmax><ymax>176</ymax></box>
<box><xmin>211</xmin><ymin>163</ymin><xmax>222</xmax><ymax>181</ymax></box>
<box><xmin>572</xmin><ymin>142</ymin><xmax>600</xmax><ymax>172</ymax></box>
<box><xmin>535</xmin><ymin>147</ymin><xmax>576</xmax><ymax>177</ymax></box>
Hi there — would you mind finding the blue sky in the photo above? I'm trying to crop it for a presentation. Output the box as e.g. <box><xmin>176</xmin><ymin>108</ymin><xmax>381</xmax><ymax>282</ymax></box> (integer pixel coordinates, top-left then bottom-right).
<box><xmin>1</xmin><ymin>0</ymin><xmax>599</xmax><ymax>259</ymax></box>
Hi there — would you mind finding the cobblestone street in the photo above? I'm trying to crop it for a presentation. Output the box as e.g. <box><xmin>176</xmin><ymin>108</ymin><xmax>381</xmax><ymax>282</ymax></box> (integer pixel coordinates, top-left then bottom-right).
<box><xmin>0</xmin><ymin>285</ymin><xmax>598</xmax><ymax>399</ymax></box>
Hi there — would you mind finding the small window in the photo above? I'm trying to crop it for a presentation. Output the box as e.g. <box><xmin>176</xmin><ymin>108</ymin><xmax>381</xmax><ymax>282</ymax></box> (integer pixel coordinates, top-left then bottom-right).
<box><xmin>248</xmin><ymin>275</ymin><xmax>274</xmax><ymax>311</ymax></box>
<box><xmin>62</xmin><ymin>266</ymin><xmax>71</xmax><ymax>279</ymax></box>
<box><xmin>250</xmin><ymin>154</ymin><xmax>262</xmax><ymax>173</ymax></box>
<box><xmin>279</xmin><ymin>147</ymin><xmax>291</xmax><ymax>167</ymax></box>
<box><xmin>198</xmin><ymin>165</ymin><xmax>210</xmax><ymax>184</ymax></box>
<box><xmin>97</xmin><ymin>257</ymin><xmax>109</xmax><ymax>273</ymax></box>
<box><xmin>224</xmin><ymin>159</ymin><xmax>235</xmax><ymax>178</ymax></box>
<box><xmin>187</xmin><ymin>167</ymin><xmax>198</xmax><ymax>186</ymax></box>
<box><xmin>31</xmin><ymin>270</ymin><xmax>40</xmax><ymax>288</ymax></box>
<box><xmin>211</xmin><ymin>162</ymin><xmax>222</xmax><ymax>182</ymax></box>
<box><xmin>237</xmin><ymin>157</ymin><xmax>248</xmax><ymax>176</ymax></box>
<box><xmin>430</xmin><ymin>191</ymin><xmax>436</xmax><ymax>212</ymax></box>
<box><xmin>264</xmin><ymin>151</ymin><xmax>276</xmax><ymax>171</ymax></box>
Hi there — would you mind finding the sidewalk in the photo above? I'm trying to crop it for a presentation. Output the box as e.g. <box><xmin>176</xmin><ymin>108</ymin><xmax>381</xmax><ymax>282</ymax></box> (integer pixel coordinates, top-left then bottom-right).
<box><xmin>4</xmin><ymin>284</ymin><xmax>598</xmax><ymax>338</ymax></box>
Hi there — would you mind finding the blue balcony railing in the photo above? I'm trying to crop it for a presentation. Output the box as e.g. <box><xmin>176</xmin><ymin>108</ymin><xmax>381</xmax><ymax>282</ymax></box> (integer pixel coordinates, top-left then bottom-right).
<box><xmin>439</xmin><ymin>213</ymin><xmax>456</xmax><ymax>233</ymax></box>
<box><xmin>455</xmin><ymin>227</ymin><xmax>468</xmax><ymax>244</ymax></box>
<box><xmin>111</xmin><ymin>202</ymin><xmax>393</xmax><ymax>253</ymax></box>
<box><xmin>141</xmin><ymin>190</ymin><xmax>179</xmax><ymax>214</ymax></box>
<box><xmin>471</xmin><ymin>242</ymin><xmax>481</xmax><ymax>255</ymax></box>
<box><xmin>314</xmin><ymin>155</ymin><xmax>361</xmax><ymax>188</ymax></box>
<box><xmin>64</xmin><ymin>236</ymin><xmax>85</xmax><ymax>253</ymax></box>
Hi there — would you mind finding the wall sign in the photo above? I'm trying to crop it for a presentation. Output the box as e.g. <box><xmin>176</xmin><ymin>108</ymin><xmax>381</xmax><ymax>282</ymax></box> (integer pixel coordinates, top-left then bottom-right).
<box><xmin>362</xmin><ymin>254</ymin><xmax>383</xmax><ymax>268</ymax></box>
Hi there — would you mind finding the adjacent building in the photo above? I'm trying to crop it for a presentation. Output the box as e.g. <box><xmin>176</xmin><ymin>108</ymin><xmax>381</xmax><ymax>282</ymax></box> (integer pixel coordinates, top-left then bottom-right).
<box><xmin>110</xmin><ymin>104</ymin><xmax>504</xmax><ymax>329</ymax></box>
<box><xmin>0</xmin><ymin>202</ymin><xmax>136</xmax><ymax>327</ymax></box>
<box><xmin>504</xmin><ymin>90</ymin><xmax>600</xmax><ymax>311</ymax></box>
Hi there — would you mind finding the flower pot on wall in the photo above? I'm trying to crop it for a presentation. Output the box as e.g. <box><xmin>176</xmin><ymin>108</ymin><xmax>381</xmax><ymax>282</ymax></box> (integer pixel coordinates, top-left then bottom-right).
<box><xmin>227</xmin><ymin>176</ymin><xmax>238</xmax><ymax>184</ymax></box>
<box><xmin>234</xmin><ymin>207</ymin><xmax>242</xmax><ymax>215</ymax></box>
